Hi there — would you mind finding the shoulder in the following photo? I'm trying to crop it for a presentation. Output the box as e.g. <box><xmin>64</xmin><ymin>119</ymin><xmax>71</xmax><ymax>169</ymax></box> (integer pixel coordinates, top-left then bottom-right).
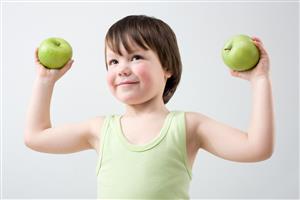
<box><xmin>184</xmin><ymin>111</ymin><xmax>207</xmax><ymax>148</ymax></box>
<box><xmin>184</xmin><ymin>111</ymin><xmax>206</xmax><ymax>128</ymax></box>
<box><xmin>86</xmin><ymin>116</ymin><xmax>106</xmax><ymax>154</ymax></box>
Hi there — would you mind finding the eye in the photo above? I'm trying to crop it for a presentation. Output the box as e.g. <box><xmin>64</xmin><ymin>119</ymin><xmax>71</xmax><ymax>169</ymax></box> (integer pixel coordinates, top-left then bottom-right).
<box><xmin>108</xmin><ymin>59</ymin><xmax>118</xmax><ymax>66</ymax></box>
<box><xmin>132</xmin><ymin>55</ymin><xmax>143</xmax><ymax>61</ymax></box>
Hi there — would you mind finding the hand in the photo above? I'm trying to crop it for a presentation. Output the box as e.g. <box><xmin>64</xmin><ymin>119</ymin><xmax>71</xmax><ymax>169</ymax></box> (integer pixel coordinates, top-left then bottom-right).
<box><xmin>34</xmin><ymin>47</ymin><xmax>74</xmax><ymax>83</ymax></box>
<box><xmin>229</xmin><ymin>37</ymin><xmax>270</xmax><ymax>83</ymax></box>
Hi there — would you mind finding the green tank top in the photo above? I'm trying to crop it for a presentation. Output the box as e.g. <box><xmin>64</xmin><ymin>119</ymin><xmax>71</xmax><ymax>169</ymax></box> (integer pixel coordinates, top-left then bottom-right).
<box><xmin>95</xmin><ymin>111</ymin><xmax>192</xmax><ymax>199</ymax></box>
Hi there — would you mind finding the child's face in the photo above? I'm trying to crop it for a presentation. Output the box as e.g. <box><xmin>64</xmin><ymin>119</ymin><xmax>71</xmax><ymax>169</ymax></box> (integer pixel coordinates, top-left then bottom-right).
<box><xmin>105</xmin><ymin>42</ymin><xmax>171</xmax><ymax>105</ymax></box>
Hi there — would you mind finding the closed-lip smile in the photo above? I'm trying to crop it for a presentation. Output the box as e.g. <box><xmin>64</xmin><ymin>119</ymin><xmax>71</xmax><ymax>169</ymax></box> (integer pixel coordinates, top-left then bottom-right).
<box><xmin>116</xmin><ymin>81</ymin><xmax>139</xmax><ymax>86</ymax></box>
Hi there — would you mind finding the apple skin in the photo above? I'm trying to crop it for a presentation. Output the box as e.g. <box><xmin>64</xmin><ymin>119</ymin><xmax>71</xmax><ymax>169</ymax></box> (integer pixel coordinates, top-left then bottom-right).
<box><xmin>38</xmin><ymin>37</ymin><xmax>73</xmax><ymax>69</ymax></box>
<box><xmin>222</xmin><ymin>35</ymin><xmax>260</xmax><ymax>71</ymax></box>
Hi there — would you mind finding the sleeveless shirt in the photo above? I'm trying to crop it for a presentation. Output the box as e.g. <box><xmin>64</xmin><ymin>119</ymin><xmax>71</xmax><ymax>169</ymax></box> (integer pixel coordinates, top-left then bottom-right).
<box><xmin>95</xmin><ymin>111</ymin><xmax>192</xmax><ymax>199</ymax></box>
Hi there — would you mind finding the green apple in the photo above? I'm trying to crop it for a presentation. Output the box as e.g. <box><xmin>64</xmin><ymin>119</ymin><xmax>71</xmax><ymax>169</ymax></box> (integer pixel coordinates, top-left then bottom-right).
<box><xmin>222</xmin><ymin>35</ymin><xmax>260</xmax><ymax>71</ymax></box>
<box><xmin>38</xmin><ymin>37</ymin><xmax>73</xmax><ymax>69</ymax></box>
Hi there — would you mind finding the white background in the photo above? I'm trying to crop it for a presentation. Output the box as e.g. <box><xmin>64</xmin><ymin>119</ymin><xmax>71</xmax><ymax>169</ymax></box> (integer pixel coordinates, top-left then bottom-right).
<box><xmin>2</xmin><ymin>1</ymin><xmax>299</xmax><ymax>198</ymax></box>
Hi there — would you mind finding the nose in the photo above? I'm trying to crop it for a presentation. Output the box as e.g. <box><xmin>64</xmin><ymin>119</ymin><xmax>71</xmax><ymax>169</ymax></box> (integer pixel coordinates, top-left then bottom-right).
<box><xmin>118</xmin><ymin>62</ymin><xmax>131</xmax><ymax>77</ymax></box>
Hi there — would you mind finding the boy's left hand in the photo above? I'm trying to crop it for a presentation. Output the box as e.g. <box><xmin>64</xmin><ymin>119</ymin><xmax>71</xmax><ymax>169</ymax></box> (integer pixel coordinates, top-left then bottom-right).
<box><xmin>230</xmin><ymin>37</ymin><xmax>270</xmax><ymax>82</ymax></box>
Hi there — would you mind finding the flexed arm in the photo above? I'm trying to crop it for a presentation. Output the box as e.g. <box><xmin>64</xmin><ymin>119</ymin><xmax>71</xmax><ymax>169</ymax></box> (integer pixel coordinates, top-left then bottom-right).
<box><xmin>230</xmin><ymin>37</ymin><xmax>275</xmax><ymax>159</ymax></box>
<box><xmin>188</xmin><ymin>37</ymin><xmax>274</xmax><ymax>162</ymax></box>
<box><xmin>24</xmin><ymin>49</ymin><xmax>101</xmax><ymax>154</ymax></box>
<box><xmin>25</xmin><ymin>48</ymin><xmax>74</xmax><ymax>136</ymax></box>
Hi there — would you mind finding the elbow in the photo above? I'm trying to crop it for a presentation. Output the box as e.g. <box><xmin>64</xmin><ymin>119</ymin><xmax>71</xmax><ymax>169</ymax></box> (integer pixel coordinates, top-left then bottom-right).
<box><xmin>261</xmin><ymin>138</ymin><xmax>275</xmax><ymax>161</ymax></box>
<box><xmin>24</xmin><ymin>132</ymin><xmax>35</xmax><ymax>149</ymax></box>
<box><xmin>254</xmin><ymin>145</ymin><xmax>274</xmax><ymax>162</ymax></box>
<box><xmin>248</xmin><ymin>133</ymin><xmax>275</xmax><ymax>162</ymax></box>
<box><xmin>258</xmin><ymin>150</ymin><xmax>273</xmax><ymax>161</ymax></box>
<box><xmin>24</xmin><ymin>134</ymin><xmax>32</xmax><ymax>148</ymax></box>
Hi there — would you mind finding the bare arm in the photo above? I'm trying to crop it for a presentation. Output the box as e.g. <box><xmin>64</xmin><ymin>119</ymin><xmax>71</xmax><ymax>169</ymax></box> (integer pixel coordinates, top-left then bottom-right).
<box><xmin>247</xmin><ymin>75</ymin><xmax>274</xmax><ymax>159</ymax></box>
<box><xmin>191</xmin><ymin>37</ymin><xmax>274</xmax><ymax>162</ymax></box>
<box><xmin>25</xmin><ymin>77</ymin><xmax>55</xmax><ymax>137</ymax></box>
<box><xmin>24</xmin><ymin>48</ymin><xmax>102</xmax><ymax>154</ymax></box>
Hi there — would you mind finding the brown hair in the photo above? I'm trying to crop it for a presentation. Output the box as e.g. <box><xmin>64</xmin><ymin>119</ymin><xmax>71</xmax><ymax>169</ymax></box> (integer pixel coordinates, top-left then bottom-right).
<box><xmin>105</xmin><ymin>15</ymin><xmax>182</xmax><ymax>104</ymax></box>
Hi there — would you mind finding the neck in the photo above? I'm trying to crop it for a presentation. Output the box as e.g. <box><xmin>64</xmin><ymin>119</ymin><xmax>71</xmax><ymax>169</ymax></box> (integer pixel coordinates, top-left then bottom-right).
<box><xmin>123</xmin><ymin>97</ymin><xmax>169</xmax><ymax>118</ymax></box>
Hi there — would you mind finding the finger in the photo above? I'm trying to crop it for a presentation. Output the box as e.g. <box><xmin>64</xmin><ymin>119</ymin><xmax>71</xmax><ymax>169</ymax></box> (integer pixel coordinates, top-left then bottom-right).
<box><xmin>229</xmin><ymin>69</ymin><xmax>239</xmax><ymax>77</ymax></box>
<box><xmin>60</xmin><ymin>59</ymin><xmax>74</xmax><ymax>74</ymax></box>
<box><xmin>34</xmin><ymin>48</ymin><xmax>46</xmax><ymax>70</ymax></box>
<box><xmin>252</xmin><ymin>36</ymin><xmax>262</xmax><ymax>43</ymax></box>
<box><xmin>34</xmin><ymin>48</ymin><xmax>40</xmax><ymax>63</ymax></box>
<box><xmin>253</xmin><ymin>40</ymin><xmax>268</xmax><ymax>57</ymax></box>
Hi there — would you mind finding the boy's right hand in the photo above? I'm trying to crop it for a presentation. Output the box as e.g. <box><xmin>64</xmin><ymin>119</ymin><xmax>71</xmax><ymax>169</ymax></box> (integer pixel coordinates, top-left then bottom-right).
<box><xmin>34</xmin><ymin>48</ymin><xmax>74</xmax><ymax>84</ymax></box>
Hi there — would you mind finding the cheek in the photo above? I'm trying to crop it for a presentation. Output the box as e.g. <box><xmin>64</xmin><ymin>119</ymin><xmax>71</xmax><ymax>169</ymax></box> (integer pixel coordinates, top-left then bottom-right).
<box><xmin>135</xmin><ymin>65</ymin><xmax>152</xmax><ymax>85</ymax></box>
<box><xmin>135</xmin><ymin>64</ymin><xmax>165</xmax><ymax>90</ymax></box>
<box><xmin>106</xmin><ymin>71</ymin><xmax>115</xmax><ymax>90</ymax></box>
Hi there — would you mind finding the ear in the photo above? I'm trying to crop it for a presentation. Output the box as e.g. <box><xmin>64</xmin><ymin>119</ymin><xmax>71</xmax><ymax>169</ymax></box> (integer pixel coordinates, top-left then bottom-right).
<box><xmin>164</xmin><ymin>71</ymin><xmax>172</xmax><ymax>80</ymax></box>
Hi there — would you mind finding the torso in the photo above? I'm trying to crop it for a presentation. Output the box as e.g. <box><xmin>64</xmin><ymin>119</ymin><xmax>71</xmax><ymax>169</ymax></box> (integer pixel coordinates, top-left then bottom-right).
<box><xmin>92</xmin><ymin>112</ymin><xmax>200</xmax><ymax>171</ymax></box>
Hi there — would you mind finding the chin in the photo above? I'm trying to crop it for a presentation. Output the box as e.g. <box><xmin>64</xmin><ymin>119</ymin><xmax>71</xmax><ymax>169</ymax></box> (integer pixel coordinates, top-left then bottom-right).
<box><xmin>116</xmin><ymin>94</ymin><xmax>152</xmax><ymax>105</ymax></box>
<box><xmin>115</xmin><ymin>95</ymin><xmax>141</xmax><ymax>105</ymax></box>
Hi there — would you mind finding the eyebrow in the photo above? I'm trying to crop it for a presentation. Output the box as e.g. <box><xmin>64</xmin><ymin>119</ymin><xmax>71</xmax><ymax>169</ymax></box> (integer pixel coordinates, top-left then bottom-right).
<box><xmin>106</xmin><ymin>49</ymin><xmax>147</xmax><ymax>58</ymax></box>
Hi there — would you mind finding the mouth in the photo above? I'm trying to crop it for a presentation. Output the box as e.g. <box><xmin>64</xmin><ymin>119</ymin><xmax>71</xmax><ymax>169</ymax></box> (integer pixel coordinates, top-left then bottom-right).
<box><xmin>116</xmin><ymin>81</ymin><xmax>139</xmax><ymax>87</ymax></box>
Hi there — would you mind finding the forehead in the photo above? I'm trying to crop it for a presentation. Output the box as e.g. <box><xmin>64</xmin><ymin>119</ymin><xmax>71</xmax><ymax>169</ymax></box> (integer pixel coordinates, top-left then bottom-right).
<box><xmin>106</xmin><ymin>42</ymin><xmax>148</xmax><ymax>57</ymax></box>
<box><xmin>105</xmin><ymin>33</ymin><xmax>151</xmax><ymax>55</ymax></box>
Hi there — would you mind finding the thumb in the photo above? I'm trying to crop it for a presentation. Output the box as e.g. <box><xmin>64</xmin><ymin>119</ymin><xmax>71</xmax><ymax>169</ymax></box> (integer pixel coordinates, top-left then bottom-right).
<box><xmin>230</xmin><ymin>69</ymin><xmax>248</xmax><ymax>79</ymax></box>
<box><xmin>230</xmin><ymin>69</ymin><xmax>239</xmax><ymax>77</ymax></box>
<box><xmin>229</xmin><ymin>68</ymin><xmax>252</xmax><ymax>81</ymax></box>
<box><xmin>60</xmin><ymin>59</ymin><xmax>74</xmax><ymax>74</ymax></box>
